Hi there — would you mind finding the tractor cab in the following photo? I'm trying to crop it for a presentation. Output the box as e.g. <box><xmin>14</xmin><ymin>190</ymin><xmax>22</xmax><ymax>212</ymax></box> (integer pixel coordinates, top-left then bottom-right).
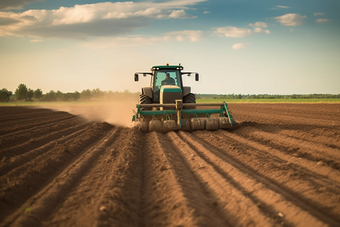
<box><xmin>151</xmin><ymin>65</ymin><xmax>183</xmax><ymax>103</ymax></box>
<box><xmin>134</xmin><ymin>64</ymin><xmax>199</xmax><ymax>104</ymax></box>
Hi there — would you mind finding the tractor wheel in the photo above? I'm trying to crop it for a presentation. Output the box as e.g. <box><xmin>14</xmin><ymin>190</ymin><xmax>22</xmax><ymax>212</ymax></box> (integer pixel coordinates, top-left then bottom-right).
<box><xmin>140</xmin><ymin>94</ymin><xmax>152</xmax><ymax>110</ymax></box>
<box><xmin>183</xmin><ymin>93</ymin><xmax>196</xmax><ymax>109</ymax></box>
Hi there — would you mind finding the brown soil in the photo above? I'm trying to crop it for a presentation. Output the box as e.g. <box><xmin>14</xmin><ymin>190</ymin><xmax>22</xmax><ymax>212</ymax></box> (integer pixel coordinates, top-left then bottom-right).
<box><xmin>0</xmin><ymin>104</ymin><xmax>340</xmax><ymax>227</ymax></box>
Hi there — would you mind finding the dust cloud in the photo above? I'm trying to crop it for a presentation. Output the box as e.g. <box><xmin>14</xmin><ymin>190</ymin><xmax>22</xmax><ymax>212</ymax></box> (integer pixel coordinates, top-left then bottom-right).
<box><xmin>42</xmin><ymin>98</ymin><xmax>138</xmax><ymax>128</ymax></box>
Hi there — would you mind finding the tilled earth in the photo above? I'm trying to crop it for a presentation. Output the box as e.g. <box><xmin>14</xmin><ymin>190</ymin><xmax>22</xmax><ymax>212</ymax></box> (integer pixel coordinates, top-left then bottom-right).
<box><xmin>0</xmin><ymin>103</ymin><xmax>340</xmax><ymax>227</ymax></box>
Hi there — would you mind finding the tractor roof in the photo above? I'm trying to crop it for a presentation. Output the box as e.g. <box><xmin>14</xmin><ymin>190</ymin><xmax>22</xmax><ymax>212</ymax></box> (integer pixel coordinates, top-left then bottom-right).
<box><xmin>151</xmin><ymin>65</ymin><xmax>183</xmax><ymax>71</ymax></box>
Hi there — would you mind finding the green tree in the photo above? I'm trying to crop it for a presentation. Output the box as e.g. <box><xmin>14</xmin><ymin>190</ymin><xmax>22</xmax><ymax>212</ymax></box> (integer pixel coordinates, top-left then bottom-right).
<box><xmin>27</xmin><ymin>89</ymin><xmax>34</xmax><ymax>101</ymax></box>
<box><xmin>34</xmin><ymin>89</ymin><xmax>43</xmax><ymax>100</ymax></box>
<box><xmin>56</xmin><ymin>90</ymin><xmax>64</xmax><ymax>101</ymax></box>
<box><xmin>80</xmin><ymin>89</ymin><xmax>92</xmax><ymax>100</ymax></box>
<box><xmin>64</xmin><ymin>91</ymin><xmax>80</xmax><ymax>101</ymax></box>
<box><xmin>0</xmin><ymin>88</ymin><xmax>12</xmax><ymax>102</ymax></box>
<box><xmin>73</xmin><ymin>91</ymin><xmax>80</xmax><ymax>100</ymax></box>
<box><xmin>43</xmin><ymin>90</ymin><xmax>56</xmax><ymax>101</ymax></box>
<box><xmin>92</xmin><ymin>88</ymin><xmax>104</xmax><ymax>99</ymax></box>
<box><xmin>15</xmin><ymin>84</ymin><xmax>28</xmax><ymax>100</ymax></box>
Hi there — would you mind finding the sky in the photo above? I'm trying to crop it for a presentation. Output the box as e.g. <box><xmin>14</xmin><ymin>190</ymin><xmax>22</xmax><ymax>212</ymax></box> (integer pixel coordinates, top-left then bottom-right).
<box><xmin>0</xmin><ymin>0</ymin><xmax>339</xmax><ymax>95</ymax></box>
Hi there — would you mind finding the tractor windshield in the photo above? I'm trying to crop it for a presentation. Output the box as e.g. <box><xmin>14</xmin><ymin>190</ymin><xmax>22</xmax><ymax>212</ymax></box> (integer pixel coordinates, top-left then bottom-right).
<box><xmin>153</xmin><ymin>70</ymin><xmax>181</xmax><ymax>102</ymax></box>
<box><xmin>154</xmin><ymin>70</ymin><xmax>181</xmax><ymax>88</ymax></box>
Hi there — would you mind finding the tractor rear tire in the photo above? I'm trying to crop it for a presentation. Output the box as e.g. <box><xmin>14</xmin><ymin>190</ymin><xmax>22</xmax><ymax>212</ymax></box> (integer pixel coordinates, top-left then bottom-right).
<box><xmin>183</xmin><ymin>93</ymin><xmax>196</xmax><ymax>109</ymax></box>
<box><xmin>140</xmin><ymin>94</ymin><xmax>152</xmax><ymax>110</ymax></box>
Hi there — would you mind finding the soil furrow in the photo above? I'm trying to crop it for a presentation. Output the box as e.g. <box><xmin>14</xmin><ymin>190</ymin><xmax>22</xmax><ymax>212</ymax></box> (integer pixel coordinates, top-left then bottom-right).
<box><xmin>223</xmin><ymin>129</ymin><xmax>340</xmax><ymax>186</ymax></box>
<box><xmin>179</xmin><ymin>131</ymin><xmax>333</xmax><ymax>227</ymax></box>
<box><xmin>0</xmin><ymin>115</ymin><xmax>79</xmax><ymax>151</ymax></box>
<box><xmin>0</xmin><ymin>109</ymin><xmax>52</xmax><ymax>123</ymax></box>
<box><xmin>0</xmin><ymin>119</ymin><xmax>91</xmax><ymax>159</ymax></box>
<box><xmin>229</xmin><ymin>104</ymin><xmax>340</xmax><ymax>128</ymax></box>
<box><xmin>239</xmin><ymin>122</ymin><xmax>340</xmax><ymax>149</ymax></box>
<box><xmin>239</xmin><ymin>126</ymin><xmax>340</xmax><ymax>164</ymax></box>
<box><xmin>0</xmin><ymin>106</ymin><xmax>47</xmax><ymax>115</ymax></box>
<box><xmin>229</xmin><ymin>103</ymin><xmax>340</xmax><ymax>123</ymax></box>
<box><xmin>278</xmin><ymin>129</ymin><xmax>340</xmax><ymax>150</ymax></box>
<box><xmin>0</xmin><ymin>108</ymin><xmax>63</xmax><ymax>122</ymax></box>
<box><xmin>0</xmin><ymin>127</ymin><xmax>118</xmax><ymax>227</ymax></box>
<box><xmin>0</xmin><ymin>111</ymin><xmax>73</xmax><ymax>134</ymax></box>
<box><xmin>232</xmin><ymin>128</ymin><xmax>340</xmax><ymax>193</ymax></box>
<box><xmin>195</xmin><ymin>130</ymin><xmax>340</xmax><ymax>224</ymax></box>
<box><xmin>0</xmin><ymin>122</ymin><xmax>112</xmax><ymax>221</ymax></box>
<box><xmin>142</xmin><ymin>132</ymin><xmax>227</xmax><ymax>227</ymax></box>
<box><xmin>93</xmin><ymin>128</ymin><xmax>145</xmax><ymax>227</ymax></box>
<box><xmin>167</xmin><ymin>131</ymin><xmax>275</xmax><ymax>227</ymax></box>
<box><xmin>41</xmin><ymin>128</ymin><xmax>122</xmax><ymax>226</ymax></box>
<box><xmin>0</xmin><ymin>121</ymin><xmax>92</xmax><ymax>176</ymax></box>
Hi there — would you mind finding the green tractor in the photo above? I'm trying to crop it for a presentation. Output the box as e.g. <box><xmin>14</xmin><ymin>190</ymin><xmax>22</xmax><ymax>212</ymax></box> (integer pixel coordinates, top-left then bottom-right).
<box><xmin>133</xmin><ymin>64</ymin><xmax>237</xmax><ymax>132</ymax></box>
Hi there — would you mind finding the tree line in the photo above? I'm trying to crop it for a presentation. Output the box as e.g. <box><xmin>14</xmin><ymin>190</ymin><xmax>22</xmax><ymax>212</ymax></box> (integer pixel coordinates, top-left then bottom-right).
<box><xmin>1</xmin><ymin>84</ymin><xmax>339</xmax><ymax>102</ymax></box>
<box><xmin>196</xmin><ymin>93</ymin><xmax>340</xmax><ymax>99</ymax></box>
<box><xmin>0</xmin><ymin>84</ymin><xmax>138</xmax><ymax>102</ymax></box>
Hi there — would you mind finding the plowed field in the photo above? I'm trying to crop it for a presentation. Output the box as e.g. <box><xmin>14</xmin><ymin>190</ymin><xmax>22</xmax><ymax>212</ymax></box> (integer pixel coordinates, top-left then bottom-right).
<box><xmin>1</xmin><ymin>103</ymin><xmax>340</xmax><ymax>227</ymax></box>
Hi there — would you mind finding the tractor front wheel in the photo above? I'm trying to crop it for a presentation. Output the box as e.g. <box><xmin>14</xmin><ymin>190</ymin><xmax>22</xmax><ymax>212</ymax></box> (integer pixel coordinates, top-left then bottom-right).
<box><xmin>140</xmin><ymin>94</ymin><xmax>152</xmax><ymax>110</ymax></box>
<box><xmin>183</xmin><ymin>93</ymin><xmax>196</xmax><ymax>109</ymax></box>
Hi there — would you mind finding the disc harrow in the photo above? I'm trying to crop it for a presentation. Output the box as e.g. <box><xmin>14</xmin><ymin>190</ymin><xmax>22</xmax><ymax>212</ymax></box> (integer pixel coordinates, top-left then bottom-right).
<box><xmin>132</xmin><ymin>101</ymin><xmax>237</xmax><ymax>133</ymax></box>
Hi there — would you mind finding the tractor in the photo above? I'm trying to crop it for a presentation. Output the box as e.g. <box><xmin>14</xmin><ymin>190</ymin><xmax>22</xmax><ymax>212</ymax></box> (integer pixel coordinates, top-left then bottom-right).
<box><xmin>132</xmin><ymin>64</ymin><xmax>237</xmax><ymax>132</ymax></box>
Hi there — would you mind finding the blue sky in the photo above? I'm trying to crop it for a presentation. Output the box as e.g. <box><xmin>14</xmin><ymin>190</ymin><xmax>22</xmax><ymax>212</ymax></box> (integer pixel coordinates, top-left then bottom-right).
<box><xmin>0</xmin><ymin>0</ymin><xmax>339</xmax><ymax>94</ymax></box>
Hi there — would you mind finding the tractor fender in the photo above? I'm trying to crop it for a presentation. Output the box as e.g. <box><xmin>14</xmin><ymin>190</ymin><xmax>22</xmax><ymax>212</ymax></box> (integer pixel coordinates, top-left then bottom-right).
<box><xmin>182</xmin><ymin>86</ymin><xmax>191</xmax><ymax>97</ymax></box>
<box><xmin>142</xmin><ymin>87</ymin><xmax>153</xmax><ymax>99</ymax></box>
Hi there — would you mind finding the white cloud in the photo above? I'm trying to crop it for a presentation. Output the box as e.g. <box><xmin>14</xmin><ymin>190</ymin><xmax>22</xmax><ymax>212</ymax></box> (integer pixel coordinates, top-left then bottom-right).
<box><xmin>82</xmin><ymin>36</ymin><xmax>163</xmax><ymax>49</ymax></box>
<box><xmin>165</xmin><ymin>30</ymin><xmax>202</xmax><ymax>42</ymax></box>
<box><xmin>249</xmin><ymin>22</ymin><xmax>267</xmax><ymax>28</ymax></box>
<box><xmin>0</xmin><ymin>0</ymin><xmax>43</xmax><ymax>10</ymax></box>
<box><xmin>232</xmin><ymin>43</ymin><xmax>248</xmax><ymax>50</ymax></box>
<box><xmin>169</xmin><ymin>10</ymin><xmax>195</xmax><ymax>19</ymax></box>
<box><xmin>0</xmin><ymin>0</ymin><xmax>206</xmax><ymax>39</ymax></box>
<box><xmin>254</xmin><ymin>27</ymin><xmax>262</xmax><ymax>33</ymax></box>
<box><xmin>81</xmin><ymin>30</ymin><xmax>203</xmax><ymax>49</ymax></box>
<box><xmin>314</xmin><ymin>12</ymin><xmax>324</xmax><ymax>16</ymax></box>
<box><xmin>254</xmin><ymin>27</ymin><xmax>270</xmax><ymax>34</ymax></box>
<box><xmin>214</xmin><ymin>25</ymin><xmax>270</xmax><ymax>37</ymax></box>
<box><xmin>316</xmin><ymin>18</ymin><xmax>331</xmax><ymax>23</ymax></box>
<box><xmin>276</xmin><ymin>5</ymin><xmax>290</xmax><ymax>9</ymax></box>
<box><xmin>274</xmin><ymin>13</ymin><xmax>306</xmax><ymax>26</ymax></box>
<box><xmin>203</xmin><ymin>11</ymin><xmax>210</xmax><ymax>14</ymax></box>
<box><xmin>214</xmin><ymin>26</ymin><xmax>252</xmax><ymax>37</ymax></box>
